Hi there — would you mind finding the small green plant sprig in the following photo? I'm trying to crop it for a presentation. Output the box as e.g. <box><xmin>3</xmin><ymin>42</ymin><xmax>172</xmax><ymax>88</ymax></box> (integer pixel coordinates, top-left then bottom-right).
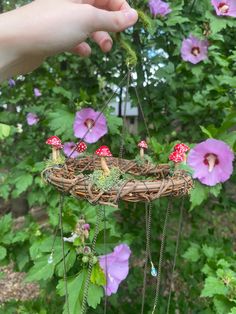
<box><xmin>89</xmin><ymin>167</ymin><xmax>124</xmax><ymax>192</ymax></box>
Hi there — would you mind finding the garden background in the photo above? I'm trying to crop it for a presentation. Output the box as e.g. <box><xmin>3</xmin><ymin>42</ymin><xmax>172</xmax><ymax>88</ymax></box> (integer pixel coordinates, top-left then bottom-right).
<box><xmin>0</xmin><ymin>0</ymin><xmax>236</xmax><ymax>313</ymax></box>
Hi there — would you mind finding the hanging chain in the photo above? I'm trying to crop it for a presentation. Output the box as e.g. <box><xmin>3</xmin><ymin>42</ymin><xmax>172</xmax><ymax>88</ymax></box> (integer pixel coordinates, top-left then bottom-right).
<box><xmin>152</xmin><ymin>199</ymin><xmax>172</xmax><ymax>314</ymax></box>
<box><xmin>59</xmin><ymin>193</ymin><xmax>70</xmax><ymax>314</ymax></box>
<box><xmin>166</xmin><ymin>198</ymin><xmax>185</xmax><ymax>313</ymax></box>
<box><xmin>103</xmin><ymin>206</ymin><xmax>108</xmax><ymax>314</ymax></box>
<box><xmin>81</xmin><ymin>205</ymin><xmax>103</xmax><ymax>314</ymax></box>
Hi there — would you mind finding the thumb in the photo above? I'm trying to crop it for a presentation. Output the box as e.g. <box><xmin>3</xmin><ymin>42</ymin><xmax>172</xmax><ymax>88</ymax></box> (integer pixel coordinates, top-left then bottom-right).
<box><xmin>86</xmin><ymin>7</ymin><xmax>138</xmax><ymax>33</ymax></box>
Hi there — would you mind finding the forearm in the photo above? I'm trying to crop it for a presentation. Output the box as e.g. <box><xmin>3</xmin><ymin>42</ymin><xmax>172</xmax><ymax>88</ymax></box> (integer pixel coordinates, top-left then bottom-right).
<box><xmin>0</xmin><ymin>5</ymin><xmax>44</xmax><ymax>83</ymax></box>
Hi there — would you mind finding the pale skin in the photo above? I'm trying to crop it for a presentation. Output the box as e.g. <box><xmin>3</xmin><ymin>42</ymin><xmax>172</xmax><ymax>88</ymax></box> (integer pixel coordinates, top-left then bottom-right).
<box><xmin>0</xmin><ymin>0</ymin><xmax>138</xmax><ymax>82</ymax></box>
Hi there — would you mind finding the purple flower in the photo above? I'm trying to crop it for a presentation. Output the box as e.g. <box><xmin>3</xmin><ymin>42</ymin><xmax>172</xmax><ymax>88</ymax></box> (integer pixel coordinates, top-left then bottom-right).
<box><xmin>181</xmin><ymin>35</ymin><xmax>209</xmax><ymax>64</ymax></box>
<box><xmin>99</xmin><ymin>244</ymin><xmax>131</xmax><ymax>296</ymax></box>
<box><xmin>34</xmin><ymin>88</ymin><xmax>42</xmax><ymax>97</ymax></box>
<box><xmin>73</xmin><ymin>108</ymin><xmax>108</xmax><ymax>144</ymax></box>
<box><xmin>187</xmin><ymin>139</ymin><xmax>234</xmax><ymax>186</ymax></box>
<box><xmin>63</xmin><ymin>142</ymin><xmax>79</xmax><ymax>158</ymax></box>
<box><xmin>211</xmin><ymin>0</ymin><xmax>236</xmax><ymax>17</ymax></box>
<box><xmin>8</xmin><ymin>79</ymin><xmax>16</xmax><ymax>87</ymax></box>
<box><xmin>26</xmin><ymin>112</ymin><xmax>39</xmax><ymax>126</ymax></box>
<box><xmin>148</xmin><ymin>0</ymin><xmax>171</xmax><ymax>16</ymax></box>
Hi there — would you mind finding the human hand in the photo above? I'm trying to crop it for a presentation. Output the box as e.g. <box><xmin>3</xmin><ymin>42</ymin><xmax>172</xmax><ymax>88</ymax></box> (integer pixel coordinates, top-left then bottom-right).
<box><xmin>0</xmin><ymin>0</ymin><xmax>138</xmax><ymax>81</ymax></box>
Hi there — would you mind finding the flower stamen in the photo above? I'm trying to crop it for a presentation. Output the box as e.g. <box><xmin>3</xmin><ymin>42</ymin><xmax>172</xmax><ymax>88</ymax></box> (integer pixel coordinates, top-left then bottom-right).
<box><xmin>84</xmin><ymin>118</ymin><xmax>95</xmax><ymax>132</ymax></box>
<box><xmin>218</xmin><ymin>3</ymin><xmax>229</xmax><ymax>13</ymax></box>
<box><xmin>204</xmin><ymin>153</ymin><xmax>219</xmax><ymax>172</ymax></box>
<box><xmin>191</xmin><ymin>47</ymin><xmax>200</xmax><ymax>56</ymax></box>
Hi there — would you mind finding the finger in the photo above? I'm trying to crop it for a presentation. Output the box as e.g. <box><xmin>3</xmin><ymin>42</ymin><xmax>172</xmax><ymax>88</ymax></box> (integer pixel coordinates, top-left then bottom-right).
<box><xmin>85</xmin><ymin>6</ymin><xmax>138</xmax><ymax>33</ymax></box>
<box><xmin>71</xmin><ymin>42</ymin><xmax>92</xmax><ymax>56</ymax></box>
<box><xmin>91</xmin><ymin>31</ymin><xmax>113</xmax><ymax>52</ymax></box>
<box><xmin>79</xmin><ymin>0</ymin><xmax>131</xmax><ymax>11</ymax></box>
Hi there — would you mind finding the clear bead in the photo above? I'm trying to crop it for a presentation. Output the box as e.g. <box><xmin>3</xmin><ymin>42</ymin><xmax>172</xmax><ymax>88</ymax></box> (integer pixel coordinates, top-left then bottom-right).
<box><xmin>48</xmin><ymin>254</ymin><xmax>54</xmax><ymax>264</ymax></box>
<box><xmin>151</xmin><ymin>266</ymin><xmax>158</xmax><ymax>277</ymax></box>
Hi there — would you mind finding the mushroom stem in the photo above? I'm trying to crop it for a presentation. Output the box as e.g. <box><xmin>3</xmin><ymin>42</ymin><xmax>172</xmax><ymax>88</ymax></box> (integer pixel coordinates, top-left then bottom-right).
<box><xmin>101</xmin><ymin>157</ymin><xmax>110</xmax><ymax>176</ymax></box>
<box><xmin>140</xmin><ymin>148</ymin><xmax>144</xmax><ymax>159</ymax></box>
<box><xmin>52</xmin><ymin>148</ymin><xmax>58</xmax><ymax>161</ymax></box>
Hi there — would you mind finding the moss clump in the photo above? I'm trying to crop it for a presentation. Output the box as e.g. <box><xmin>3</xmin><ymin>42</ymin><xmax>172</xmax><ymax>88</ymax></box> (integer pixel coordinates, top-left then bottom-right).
<box><xmin>45</xmin><ymin>155</ymin><xmax>65</xmax><ymax>167</ymax></box>
<box><xmin>135</xmin><ymin>155</ymin><xmax>153</xmax><ymax>166</ymax></box>
<box><xmin>89</xmin><ymin>167</ymin><xmax>124</xmax><ymax>192</ymax></box>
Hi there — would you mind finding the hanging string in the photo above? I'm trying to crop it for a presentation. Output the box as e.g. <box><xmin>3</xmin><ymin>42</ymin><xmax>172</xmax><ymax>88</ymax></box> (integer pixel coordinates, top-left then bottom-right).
<box><xmin>119</xmin><ymin>69</ymin><xmax>131</xmax><ymax>159</ymax></box>
<box><xmin>66</xmin><ymin>73</ymin><xmax>129</xmax><ymax>161</ymax></box>
<box><xmin>151</xmin><ymin>199</ymin><xmax>172</xmax><ymax>314</ymax></box>
<box><xmin>59</xmin><ymin>193</ymin><xmax>70</xmax><ymax>314</ymax></box>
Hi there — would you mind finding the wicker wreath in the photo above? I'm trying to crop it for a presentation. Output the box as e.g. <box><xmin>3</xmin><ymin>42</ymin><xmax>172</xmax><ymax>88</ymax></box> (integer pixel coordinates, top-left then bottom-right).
<box><xmin>42</xmin><ymin>155</ymin><xmax>193</xmax><ymax>207</ymax></box>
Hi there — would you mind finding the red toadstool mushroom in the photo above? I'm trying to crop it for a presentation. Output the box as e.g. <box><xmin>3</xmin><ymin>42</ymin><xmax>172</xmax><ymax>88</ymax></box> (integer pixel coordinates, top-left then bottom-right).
<box><xmin>138</xmin><ymin>140</ymin><xmax>148</xmax><ymax>159</ymax></box>
<box><xmin>169</xmin><ymin>151</ymin><xmax>185</xmax><ymax>165</ymax></box>
<box><xmin>46</xmin><ymin>136</ymin><xmax>63</xmax><ymax>161</ymax></box>
<box><xmin>174</xmin><ymin>143</ymin><xmax>190</xmax><ymax>154</ymax></box>
<box><xmin>76</xmin><ymin>141</ymin><xmax>87</xmax><ymax>154</ymax></box>
<box><xmin>95</xmin><ymin>145</ymin><xmax>112</xmax><ymax>176</ymax></box>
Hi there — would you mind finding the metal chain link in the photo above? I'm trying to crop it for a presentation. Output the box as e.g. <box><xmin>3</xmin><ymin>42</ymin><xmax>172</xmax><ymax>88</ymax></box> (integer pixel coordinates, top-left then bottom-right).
<box><xmin>81</xmin><ymin>205</ymin><xmax>103</xmax><ymax>314</ymax></box>
<box><xmin>152</xmin><ymin>199</ymin><xmax>172</xmax><ymax>314</ymax></box>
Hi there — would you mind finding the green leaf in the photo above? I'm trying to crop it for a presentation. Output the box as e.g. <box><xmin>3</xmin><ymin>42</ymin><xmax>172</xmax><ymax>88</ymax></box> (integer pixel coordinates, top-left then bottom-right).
<box><xmin>209</xmin><ymin>184</ymin><xmax>222</xmax><ymax>197</ymax></box>
<box><xmin>56</xmin><ymin>250</ymin><xmax>77</xmax><ymax>277</ymax></box>
<box><xmin>229</xmin><ymin>308</ymin><xmax>236</xmax><ymax>314</ymax></box>
<box><xmin>214</xmin><ymin>296</ymin><xmax>234</xmax><ymax>314</ymax></box>
<box><xmin>48</xmin><ymin>109</ymin><xmax>74</xmax><ymax>140</ymax></box>
<box><xmin>0</xmin><ymin>123</ymin><xmax>11</xmax><ymax>140</ymax></box>
<box><xmin>200</xmin><ymin>125</ymin><xmax>213</xmax><ymax>138</ymax></box>
<box><xmin>91</xmin><ymin>263</ymin><xmax>106</xmax><ymax>286</ymax></box>
<box><xmin>57</xmin><ymin>270</ymin><xmax>87</xmax><ymax>314</ymax></box>
<box><xmin>201</xmin><ymin>277</ymin><xmax>228</xmax><ymax>298</ymax></box>
<box><xmin>87</xmin><ymin>284</ymin><xmax>103</xmax><ymax>309</ymax></box>
<box><xmin>0</xmin><ymin>214</ymin><xmax>12</xmax><ymax>238</ymax></box>
<box><xmin>13</xmin><ymin>173</ymin><xmax>33</xmax><ymax>196</ymax></box>
<box><xmin>0</xmin><ymin>246</ymin><xmax>7</xmax><ymax>260</ymax></box>
<box><xmin>182</xmin><ymin>243</ymin><xmax>201</xmax><ymax>262</ymax></box>
<box><xmin>202</xmin><ymin>245</ymin><xmax>216</xmax><ymax>259</ymax></box>
<box><xmin>106</xmin><ymin>115</ymin><xmax>123</xmax><ymax>135</ymax></box>
<box><xmin>25</xmin><ymin>258</ymin><xmax>55</xmax><ymax>282</ymax></box>
<box><xmin>190</xmin><ymin>181</ymin><xmax>209</xmax><ymax>210</ymax></box>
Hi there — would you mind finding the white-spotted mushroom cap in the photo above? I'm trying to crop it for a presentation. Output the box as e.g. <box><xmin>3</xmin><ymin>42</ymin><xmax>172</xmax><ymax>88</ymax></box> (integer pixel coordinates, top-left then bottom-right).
<box><xmin>76</xmin><ymin>141</ymin><xmax>87</xmax><ymax>153</ymax></box>
<box><xmin>95</xmin><ymin>145</ymin><xmax>112</xmax><ymax>157</ymax></box>
<box><xmin>138</xmin><ymin>140</ymin><xmax>148</xmax><ymax>149</ymax></box>
<box><xmin>169</xmin><ymin>151</ymin><xmax>185</xmax><ymax>163</ymax></box>
<box><xmin>174</xmin><ymin>143</ymin><xmax>190</xmax><ymax>153</ymax></box>
<box><xmin>46</xmin><ymin>136</ymin><xmax>63</xmax><ymax>149</ymax></box>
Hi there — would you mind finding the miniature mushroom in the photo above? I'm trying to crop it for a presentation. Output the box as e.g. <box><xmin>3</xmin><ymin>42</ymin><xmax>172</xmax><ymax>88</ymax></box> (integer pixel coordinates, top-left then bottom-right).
<box><xmin>138</xmin><ymin>140</ymin><xmax>148</xmax><ymax>159</ymax></box>
<box><xmin>95</xmin><ymin>145</ymin><xmax>112</xmax><ymax>176</ymax></box>
<box><xmin>169</xmin><ymin>150</ymin><xmax>185</xmax><ymax>167</ymax></box>
<box><xmin>46</xmin><ymin>136</ymin><xmax>63</xmax><ymax>161</ymax></box>
<box><xmin>174</xmin><ymin>143</ymin><xmax>190</xmax><ymax>162</ymax></box>
<box><xmin>76</xmin><ymin>141</ymin><xmax>87</xmax><ymax>154</ymax></box>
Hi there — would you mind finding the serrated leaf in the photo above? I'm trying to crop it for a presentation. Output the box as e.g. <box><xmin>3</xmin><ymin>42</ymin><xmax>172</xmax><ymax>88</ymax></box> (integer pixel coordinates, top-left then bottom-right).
<box><xmin>209</xmin><ymin>184</ymin><xmax>222</xmax><ymax>197</ymax></box>
<box><xmin>0</xmin><ymin>214</ymin><xmax>12</xmax><ymax>238</ymax></box>
<box><xmin>57</xmin><ymin>270</ymin><xmax>87</xmax><ymax>314</ymax></box>
<box><xmin>0</xmin><ymin>246</ymin><xmax>7</xmax><ymax>260</ymax></box>
<box><xmin>48</xmin><ymin>109</ymin><xmax>74</xmax><ymax>140</ymax></box>
<box><xmin>91</xmin><ymin>263</ymin><xmax>106</xmax><ymax>286</ymax></box>
<box><xmin>202</xmin><ymin>245</ymin><xmax>215</xmax><ymax>259</ymax></box>
<box><xmin>87</xmin><ymin>284</ymin><xmax>103</xmax><ymax>309</ymax></box>
<box><xmin>106</xmin><ymin>115</ymin><xmax>122</xmax><ymax>135</ymax></box>
<box><xmin>13</xmin><ymin>173</ymin><xmax>33</xmax><ymax>196</ymax></box>
<box><xmin>201</xmin><ymin>277</ymin><xmax>227</xmax><ymax>297</ymax></box>
<box><xmin>182</xmin><ymin>243</ymin><xmax>201</xmax><ymax>262</ymax></box>
<box><xmin>214</xmin><ymin>296</ymin><xmax>233</xmax><ymax>314</ymax></box>
<box><xmin>56</xmin><ymin>250</ymin><xmax>76</xmax><ymax>277</ymax></box>
<box><xmin>25</xmin><ymin>258</ymin><xmax>55</xmax><ymax>282</ymax></box>
<box><xmin>229</xmin><ymin>307</ymin><xmax>236</xmax><ymax>314</ymax></box>
<box><xmin>190</xmin><ymin>181</ymin><xmax>209</xmax><ymax>210</ymax></box>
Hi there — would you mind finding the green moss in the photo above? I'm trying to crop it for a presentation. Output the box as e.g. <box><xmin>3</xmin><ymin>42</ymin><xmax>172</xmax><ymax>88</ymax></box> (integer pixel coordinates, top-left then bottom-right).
<box><xmin>135</xmin><ymin>155</ymin><xmax>154</xmax><ymax>166</ymax></box>
<box><xmin>89</xmin><ymin>167</ymin><xmax>124</xmax><ymax>192</ymax></box>
<box><xmin>45</xmin><ymin>155</ymin><xmax>65</xmax><ymax>167</ymax></box>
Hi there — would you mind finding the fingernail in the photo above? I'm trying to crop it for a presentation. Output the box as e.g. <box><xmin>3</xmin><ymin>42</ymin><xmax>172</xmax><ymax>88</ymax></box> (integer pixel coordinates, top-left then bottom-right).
<box><xmin>124</xmin><ymin>9</ymin><xmax>138</xmax><ymax>21</ymax></box>
<box><xmin>103</xmin><ymin>40</ymin><xmax>113</xmax><ymax>52</ymax></box>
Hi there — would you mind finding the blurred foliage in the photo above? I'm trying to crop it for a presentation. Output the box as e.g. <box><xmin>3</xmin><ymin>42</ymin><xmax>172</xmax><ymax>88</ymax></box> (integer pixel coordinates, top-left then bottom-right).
<box><xmin>0</xmin><ymin>0</ymin><xmax>236</xmax><ymax>313</ymax></box>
